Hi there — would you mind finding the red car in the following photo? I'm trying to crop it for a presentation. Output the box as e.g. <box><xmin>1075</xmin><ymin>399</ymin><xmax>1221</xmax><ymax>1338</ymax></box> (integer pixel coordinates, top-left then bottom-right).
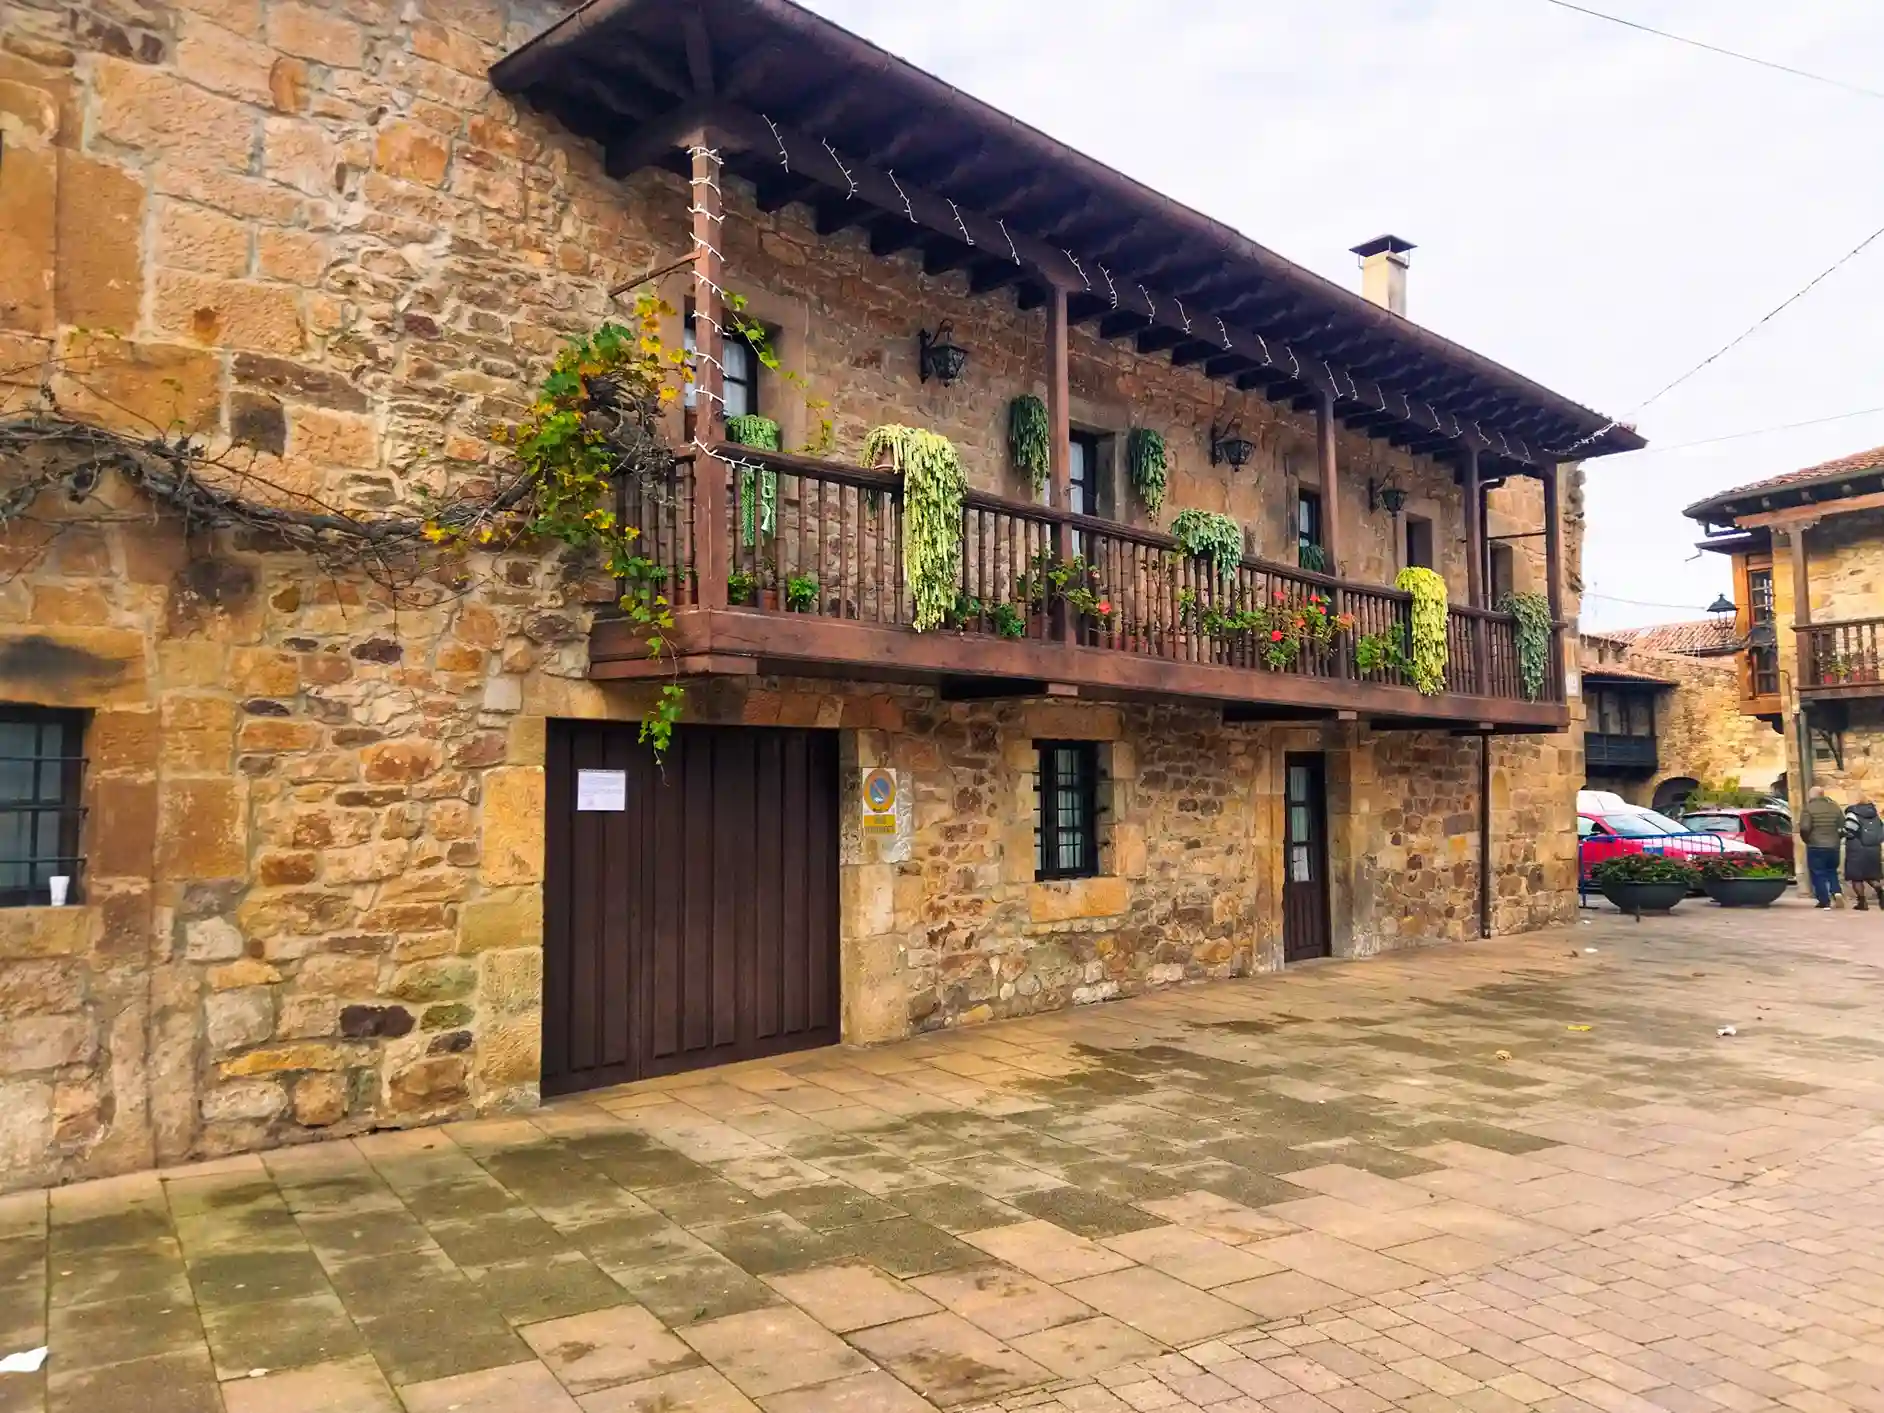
<box><xmin>1679</xmin><ymin>807</ymin><xmax>1795</xmax><ymax>871</ymax></box>
<box><xmin>1578</xmin><ymin>805</ymin><xmax>1765</xmax><ymax>880</ymax></box>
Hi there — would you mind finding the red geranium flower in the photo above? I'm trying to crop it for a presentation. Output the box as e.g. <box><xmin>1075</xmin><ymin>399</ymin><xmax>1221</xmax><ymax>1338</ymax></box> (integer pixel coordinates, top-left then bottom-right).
<box><xmin>1097</xmin><ymin>600</ymin><xmax>1112</xmax><ymax>615</ymax></box>
<box><xmin>1270</xmin><ymin>629</ymin><xmax>1285</xmax><ymax>641</ymax></box>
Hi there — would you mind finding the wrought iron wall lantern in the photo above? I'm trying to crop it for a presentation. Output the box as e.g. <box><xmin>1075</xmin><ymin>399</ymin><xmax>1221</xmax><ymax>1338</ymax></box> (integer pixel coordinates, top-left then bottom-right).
<box><xmin>918</xmin><ymin>322</ymin><xmax>969</xmax><ymax>385</ymax></box>
<box><xmin>1209</xmin><ymin>422</ymin><xmax>1256</xmax><ymax>470</ymax></box>
<box><xmin>1706</xmin><ymin>593</ymin><xmax>1736</xmax><ymax>624</ymax></box>
<box><xmin>1368</xmin><ymin>475</ymin><xmax>1409</xmax><ymax>516</ymax></box>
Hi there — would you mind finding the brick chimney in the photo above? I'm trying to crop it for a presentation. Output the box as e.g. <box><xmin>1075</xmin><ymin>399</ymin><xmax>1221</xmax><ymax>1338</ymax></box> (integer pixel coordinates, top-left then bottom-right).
<box><xmin>1350</xmin><ymin>235</ymin><xmax>1415</xmax><ymax>317</ymax></box>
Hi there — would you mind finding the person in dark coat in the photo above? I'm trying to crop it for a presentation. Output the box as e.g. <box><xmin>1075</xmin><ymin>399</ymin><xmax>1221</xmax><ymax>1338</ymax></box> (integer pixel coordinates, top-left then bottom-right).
<box><xmin>1844</xmin><ymin>801</ymin><xmax>1884</xmax><ymax>909</ymax></box>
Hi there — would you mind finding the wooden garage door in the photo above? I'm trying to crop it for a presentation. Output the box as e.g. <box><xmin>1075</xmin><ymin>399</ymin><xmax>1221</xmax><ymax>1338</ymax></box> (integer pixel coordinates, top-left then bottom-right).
<box><xmin>542</xmin><ymin>722</ymin><xmax>840</xmax><ymax>1096</ymax></box>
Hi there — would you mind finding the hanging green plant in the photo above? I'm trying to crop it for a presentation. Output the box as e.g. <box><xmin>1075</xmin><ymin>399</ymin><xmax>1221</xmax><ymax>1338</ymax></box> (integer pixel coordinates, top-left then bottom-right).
<box><xmin>736</xmin><ymin>463</ymin><xmax>778</xmax><ymax>548</ymax></box>
<box><xmin>1501</xmin><ymin>589</ymin><xmax>1553</xmax><ymax>701</ymax></box>
<box><xmin>725</xmin><ymin>414</ymin><xmax>780</xmax><ymax>450</ymax></box>
<box><xmin>1169</xmin><ymin>508</ymin><xmax>1243</xmax><ymax>571</ymax></box>
<box><xmin>865</xmin><ymin>425</ymin><xmax>966</xmax><ymax>632</ymax></box>
<box><xmin>1396</xmin><ymin>566</ymin><xmax>1449</xmax><ymax>696</ymax></box>
<box><xmin>1127</xmin><ymin>427</ymin><xmax>1168</xmax><ymax>516</ymax></box>
<box><xmin>1297</xmin><ymin>542</ymin><xmax>1327</xmax><ymax>574</ymax></box>
<box><xmin>1008</xmin><ymin>394</ymin><xmax>1050</xmax><ymax>496</ymax></box>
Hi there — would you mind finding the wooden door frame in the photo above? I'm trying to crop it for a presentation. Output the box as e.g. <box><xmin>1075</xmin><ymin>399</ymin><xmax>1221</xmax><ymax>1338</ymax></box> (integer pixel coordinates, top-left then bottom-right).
<box><xmin>1283</xmin><ymin>750</ymin><xmax>1332</xmax><ymax>962</ymax></box>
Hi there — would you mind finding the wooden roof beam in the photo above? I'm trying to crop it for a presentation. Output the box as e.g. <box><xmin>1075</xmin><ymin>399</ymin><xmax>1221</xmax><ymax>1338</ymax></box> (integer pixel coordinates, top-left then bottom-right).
<box><xmin>682</xmin><ymin>102</ymin><xmax>1546</xmax><ymax>464</ymax></box>
<box><xmin>921</xmin><ymin>239</ymin><xmax>975</xmax><ymax>277</ymax></box>
<box><xmin>966</xmin><ymin>260</ymin><xmax>1027</xmax><ymax>296</ymax></box>
<box><xmin>1136</xmin><ymin>326</ymin><xmax>1187</xmax><ymax>355</ymax></box>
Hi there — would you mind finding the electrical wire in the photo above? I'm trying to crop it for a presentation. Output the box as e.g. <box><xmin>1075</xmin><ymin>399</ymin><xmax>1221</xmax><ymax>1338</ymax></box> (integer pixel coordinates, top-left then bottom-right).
<box><xmin>1584</xmin><ymin>591</ymin><xmax>1720</xmax><ymax>611</ymax></box>
<box><xmin>1554</xmin><ymin>217</ymin><xmax>1884</xmax><ymax>457</ymax></box>
<box><xmin>1601</xmin><ymin>405</ymin><xmax>1884</xmax><ymax>460</ymax></box>
<box><xmin>1537</xmin><ymin>0</ymin><xmax>1884</xmax><ymax>102</ymax></box>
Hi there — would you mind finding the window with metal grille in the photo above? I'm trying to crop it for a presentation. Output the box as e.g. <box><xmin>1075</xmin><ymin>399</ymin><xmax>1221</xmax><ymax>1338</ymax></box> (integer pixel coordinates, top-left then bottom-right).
<box><xmin>683</xmin><ymin>308</ymin><xmax>761</xmax><ymax>419</ymax></box>
<box><xmin>0</xmin><ymin>708</ymin><xmax>85</xmax><ymax>907</ymax></box>
<box><xmin>1035</xmin><ymin>741</ymin><xmax>1099</xmax><ymax>880</ymax></box>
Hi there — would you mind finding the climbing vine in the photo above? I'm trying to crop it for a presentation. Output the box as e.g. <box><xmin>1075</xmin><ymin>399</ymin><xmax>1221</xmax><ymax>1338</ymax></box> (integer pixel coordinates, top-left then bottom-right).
<box><xmin>487</xmin><ymin>297</ymin><xmax>691</xmax><ymax>754</ymax></box>
<box><xmin>1396</xmin><ymin>565</ymin><xmax>1449</xmax><ymax>695</ymax></box>
<box><xmin>1169</xmin><ymin>508</ymin><xmax>1243</xmax><ymax>572</ymax></box>
<box><xmin>866</xmin><ymin>424</ymin><xmax>966</xmax><ymax>632</ymax></box>
<box><xmin>1501</xmin><ymin>589</ymin><xmax>1552</xmax><ymax>701</ymax></box>
<box><xmin>1007</xmin><ymin>394</ymin><xmax>1050</xmax><ymax>496</ymax></box>
<box><xmin>1127</xmin><ymin>427</ymin><xmax>1168</xmax><ymax>516</ymax></box>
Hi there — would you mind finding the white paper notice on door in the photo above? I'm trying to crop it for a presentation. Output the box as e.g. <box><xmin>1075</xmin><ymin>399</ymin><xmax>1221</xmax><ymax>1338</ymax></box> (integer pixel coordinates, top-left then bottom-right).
<box><xmin>576</xmin><ymin>769</ymin><xmax>628</xmax><ymax>812</ymax></box>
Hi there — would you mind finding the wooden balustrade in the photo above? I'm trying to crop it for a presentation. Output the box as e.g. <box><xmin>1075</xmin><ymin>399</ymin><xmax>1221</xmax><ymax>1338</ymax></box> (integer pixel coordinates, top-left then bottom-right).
<box><xmin>1801</xmin><ymin>617</ymin><xmax>1884</xmax><ymax>689</ymax></box>
<box><xmin>610</xmin><ymin>443</ymin><xmax>1560</xmax><ymax>706</ymax></box>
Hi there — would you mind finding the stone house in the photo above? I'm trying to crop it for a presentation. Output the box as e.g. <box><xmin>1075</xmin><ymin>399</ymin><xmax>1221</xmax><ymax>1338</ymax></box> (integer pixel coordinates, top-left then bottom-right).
<box><xmin>1686</xmin><ymin>445</ymin><xmax>1884</xmax><ymax>818</ymax></box>
<box><xmin>1578</xmin><ymin>629</ymin><xmax>1786</xmax><ymax>813</ymax></box>
<box><xmin>0</xmin><ymin>0</ymin><xmax>1640</xmax><ymax>1190</ymax></box>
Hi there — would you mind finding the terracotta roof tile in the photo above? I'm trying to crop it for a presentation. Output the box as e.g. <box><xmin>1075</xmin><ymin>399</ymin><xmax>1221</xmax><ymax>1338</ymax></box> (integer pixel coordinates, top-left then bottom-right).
<box><xmin>1685</xmin><ymin>444</ymin><xmax>1884</xmax><ymax>520</ymax></box>
<box><xmin>1603</xmin><ymin>619</ymin><xmax>1742</xmax><ymax>656</ymax></box>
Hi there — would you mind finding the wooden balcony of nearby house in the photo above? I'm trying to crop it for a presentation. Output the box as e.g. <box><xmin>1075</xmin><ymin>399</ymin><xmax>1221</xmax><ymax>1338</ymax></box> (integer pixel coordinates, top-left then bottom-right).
<box><xmin>1584</xmin><ymin>733</ymin><xmax>1658</xmax><ymax>774</ymax></box>
<box><xmin>588</xmin><ymin>445</ymin><xmax>1569</xmax><ymax>730</ymax></box>
<box><xmin>1800</xmin><ymin>617</ymin><xmax>1884</xmax><ymax>699</ymax></box>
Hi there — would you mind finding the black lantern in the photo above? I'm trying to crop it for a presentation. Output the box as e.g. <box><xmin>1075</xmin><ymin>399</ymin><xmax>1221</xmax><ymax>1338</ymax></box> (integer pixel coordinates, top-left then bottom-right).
<box><xmin>918</xmin><ymin>321</ymin><xmax>969</xmax><ymax>384</ymax></box>
<box><xmin>1210</xmin><ymin>422</ymin><xmax>1256</xmax><ymax>470</ymax></box>
<box><xmin>1707</xmin><ymin>593</ymin><xmax>1736</xmax><ymax>624</ymax></box>
<box><xmin>1369</xmin><ymin>476</ymin><xmax>1408</xmax><ymax>516</ymax></box>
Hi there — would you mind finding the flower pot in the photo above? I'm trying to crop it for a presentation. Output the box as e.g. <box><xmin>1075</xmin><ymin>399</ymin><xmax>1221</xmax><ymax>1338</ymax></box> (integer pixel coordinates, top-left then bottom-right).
<box><xmin>1700</xmin><ymin>876</ymin><xmax>1790</xmax><ymax>908</ymax></box>
<box><xmin>757</xmin><ymin>588</ymin><xmax>781</xmax><ymax>612</ymax></box>
<box><xmin>1598</xmin><ymin>879</ymin><xmax>1689</xmax><ymax>915</ymax></box>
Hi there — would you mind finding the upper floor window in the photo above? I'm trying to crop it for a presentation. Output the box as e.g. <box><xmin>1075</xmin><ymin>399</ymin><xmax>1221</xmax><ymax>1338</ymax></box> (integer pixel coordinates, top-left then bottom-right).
<box><xmin>1489</xmin><ymin>543</ymin><xmax>1515</xmax><ymax>603</ymax></box>
<box><xmin>1296</xmin><ymin>490</ymin><xmax>1322</xmax><ymax>557</ymax></box>
<box><xmin>0</xmin><ymin>708</ymin><xmax>85</xmax><ymax>908</ymax></box>
<box><xmin>1748</xmin><ymin>567</ymin><xmax>1774</xmax><ymax>626</ymax></box>
<box><xmin>1036</xmin><ymin>741</ymin><xmax>1100</xmax><ymax>880</ymax></box>
<box><xmin>683</xmin><ymin>309</ymin><xmax>761</xmax><ymax>420</ymax></box>
<box><xmin>1590</xmin><ymin>688</ymin><xmax>1654</xmax><ymax>738</ymax></box>
<box><xmin>1067</xmin><ymin>431</ymin><xmax>1110</xmax><ymax>520</ymax></box>
<box><xmin>1405</xmin><ymin>514</ymin><xmax>1434</xmax><ymax>570</ymax></box>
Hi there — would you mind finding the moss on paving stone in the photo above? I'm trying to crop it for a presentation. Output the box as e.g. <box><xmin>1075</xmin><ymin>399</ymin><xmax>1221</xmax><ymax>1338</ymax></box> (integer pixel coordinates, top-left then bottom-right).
<box><xmin>766</xmin><ymin>1184</ymin><xmax>906</xmax><ymax>1231</ymax></box>
<box><xmin>423</xmin><ymin>1210</ymin><xmax>569</xmax><ymax>1267</ymax></box>
<box><xmin>608</xmin><ymin>1251</ymin><xmax>781</xmax><ymax>1327</ymax></box>
<box><xmin>49</xmin><ymin>1208</ymin><xmax>173</xmax><ymax>1255</ymax></box>
<box><xmin>831</xmin><ymin>1217</ymin><xmax>983</xmax><ymax>1278</ymax></box>
<box><xmin>1008</xmin><ymin>1188</ymin><xmax>1168</xmax><ymax>1239</ymax></box>
<box><xmin>46</xmin><ymin>1291</ymin><xmax>205</xmax><ymax>1371</ymax></box>
<box><xmin>696</xmin><ymin>1212</ymin><xmax>847</xmax><ymax>1275</ymax></box>
<box><xmin>48</xmin><ymin>1242</ymin><xmax>187</xmax><ymax>1309</ymax></box>
<box><xmin>296</xmin><ymin>1206</ymin><xmax>438</xmax><ymax>1262</ymax></box>
<box><xmin>468</xmin><ymin>1252</ymin><xmax>629</xmax><ymax>1324</ymax></box>
<box><xmin>563</xmin><ymin>1213</ymin><xmax>712</xmax><ymax>1270</ymax></box>
<box><xmin>46</xmin><ymin>1350</ymin><xmax>221</xmax><ymax>1413</ymax></box>
<box><xmin>887</xmin><ymin>1184</ymin><xmax>1028</xmax><ymax>1234</ymax></box>
<box><xmin>200</xmin><ymin>1293</ymin><xmax>365</xmax><ymax>1378</ymax></box>
<box><xmin>398</xmin><ymin>1179</ymin><xmax>519</xmax><ymax>1224</ymax></box>
<box><xmin>355</xmin><ymin>1299</ymin><xmax>528</xmax><ymax>1384</ymax></box>
<box><xmin>640</xmin><ymin>1179</ymin><xmax>776</xmax><ymax>1226</ymax></box>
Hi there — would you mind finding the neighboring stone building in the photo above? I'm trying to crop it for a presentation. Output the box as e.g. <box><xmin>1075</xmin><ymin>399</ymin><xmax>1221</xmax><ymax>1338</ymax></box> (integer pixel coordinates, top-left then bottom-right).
<box><xmin>0</xmin><ymin>0</ymin><xmax>1640</xmax><ymax>1190</ymax></box>
<box><xmin>1687</xmin><ymin>445</ymin><xmax>1884</xmax><ymax>818</ymax></box>
<box><xmin>1578</xmin><ymin>629</ymin><xmax>1785</xmax><ymax>812</ymax></box>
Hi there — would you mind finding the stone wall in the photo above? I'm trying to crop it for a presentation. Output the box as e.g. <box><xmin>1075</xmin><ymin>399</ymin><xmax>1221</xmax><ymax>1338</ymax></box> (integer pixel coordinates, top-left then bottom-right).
<box><xmin>1577</xmin><ymin>634</ymin><xmax>1785</xmax><ymax>806</ymax></box>
<box><xmin>0</xmin><ymin>0</ymin><xmax>1585</xmax><ymax>1190</ymax></box>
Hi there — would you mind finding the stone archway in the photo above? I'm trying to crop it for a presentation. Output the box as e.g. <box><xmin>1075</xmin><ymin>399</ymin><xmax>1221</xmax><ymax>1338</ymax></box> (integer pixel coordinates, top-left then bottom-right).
<box><xmin>1652</xmin><ymin>776</ymin><xmax>1699</xmax><ymax>816</ymax></box>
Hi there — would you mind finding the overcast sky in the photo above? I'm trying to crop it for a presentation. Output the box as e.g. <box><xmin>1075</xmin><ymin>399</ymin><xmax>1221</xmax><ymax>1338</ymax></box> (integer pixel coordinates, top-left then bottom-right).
<box><xmin>801</xmin><ymin>0</ymin><xmax>1884</xmax><ymax>631</ymax></box>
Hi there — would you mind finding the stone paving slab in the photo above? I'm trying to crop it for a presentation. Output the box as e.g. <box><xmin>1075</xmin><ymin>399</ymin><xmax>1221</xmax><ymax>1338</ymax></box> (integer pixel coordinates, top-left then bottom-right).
<box><xmin>5</xmin><ymin>896</ymin><xmax>1884</xmax><ymax>1411</ymax></box>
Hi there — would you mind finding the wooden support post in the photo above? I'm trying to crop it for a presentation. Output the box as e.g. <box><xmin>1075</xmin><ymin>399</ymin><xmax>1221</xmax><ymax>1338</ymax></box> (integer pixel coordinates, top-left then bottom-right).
<box><xmin>1462</xmin><ymin>444</ymin><xmax>1487</xmax><ymax>693</ymax></box>
<box><xmin>1540</xmin><ymin>462</ymin><xmax>1563</xmax><ymax>699</ymax></box>
<box><xmin>1540</xmin><ymin>462</ymin><xmax>1562</xmax><ymax>622</ymax></box>
<box><xmin>1789</xmin><ymin>524</ymin><xmax>1814</xmax><ymax>686</ymax></box>
<box><xmin>690</xmin><ymin>134</ymin><xmax>727</xmax><ymax>610</ymax></box>
<box><xmin>1316</xmin><ymin>391</ymin><xmax>1341</xmax><ymax>578</ymax></box>
<box><xmin>1046</xmin><ymin>281</ymin><xmax>1071</xmax><ymax>642</ymax></box>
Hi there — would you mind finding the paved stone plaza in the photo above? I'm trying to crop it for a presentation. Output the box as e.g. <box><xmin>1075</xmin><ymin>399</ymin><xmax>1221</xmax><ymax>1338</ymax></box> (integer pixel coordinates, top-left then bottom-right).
<box><xmin>3</xmin><ymin>893</ymin><xmax>1881</xmax><ymax>1413</ymax></box>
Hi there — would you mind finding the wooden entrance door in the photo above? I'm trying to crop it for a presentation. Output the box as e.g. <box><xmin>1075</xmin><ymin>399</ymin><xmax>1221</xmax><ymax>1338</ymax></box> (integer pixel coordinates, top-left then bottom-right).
<box><xmin>1283</xmin><ymin>753</ymin><xmax>1332</xmax><ymax>962</ymax></box>
<box><xmin>543</xmin><ymin>722</ymin><xmax>841</xmax><ymax>1096</ymax></box>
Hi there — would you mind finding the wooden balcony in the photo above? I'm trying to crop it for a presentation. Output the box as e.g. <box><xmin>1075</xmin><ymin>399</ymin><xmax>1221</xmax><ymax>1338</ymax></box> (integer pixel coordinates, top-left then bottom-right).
<box><xmin>589</xmin><ymin>446</ymin><xmax>1569</xmax><ymax>731</ymax></box>
<box><xmin>1800</xmin><ymin>617</ymin><xmax>1884</xmax><ymax>698</ymax></box>
<box><xmin>1584</xmin><ymin>732</ymin><xmax>1658</xmax><ymax>774</ymax></box>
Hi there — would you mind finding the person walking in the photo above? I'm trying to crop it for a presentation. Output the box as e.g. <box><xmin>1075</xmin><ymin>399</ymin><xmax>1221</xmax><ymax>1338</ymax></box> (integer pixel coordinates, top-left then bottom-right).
<box><xmin>1845</xmin><ymin>800</ymin><xmax>1884</xmax><ymax>909</ymax></box>
<box><xmin>1801</xmin><ymin>785</ymin><xmax>1846</xmax><ymax>909</ymax></box>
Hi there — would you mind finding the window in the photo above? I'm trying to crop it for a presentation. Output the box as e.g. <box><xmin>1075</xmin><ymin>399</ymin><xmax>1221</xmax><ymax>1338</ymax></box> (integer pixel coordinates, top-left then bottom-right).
<box><xmin>1747</xmin><ymin>565</ymin><xmax>1779</xmax><ymax>696</ymax></box>
<box><xmin>1067</xmin><ymin>431</ymin><xmax>1113</xmax><ymax>519</ymax></box>
<box><xmin>0</xmin><ymin>708</ymin><xmax>85</xmax><ymax>907</ymax></box>
<box><xmin>1035</xmin><ymin>741</ymin><xmax>1099</xmax><ymax>880</ymax></box>
<box><xmin>1682</xmin><ymin>814</ymin><xmax>1744</xmax><ymax>836</ymax></box>
<box><xmin>1590</xmin><ymin>687</ymin><xmax>1654</xmax><ymax>738</ymax></box>
<box><xmin>1405</xmin><ymin>514</ymin><xmax>1433</xmax><ymax>570</ymax></box>
<box><xmin>1296</xmin><ymin>489</ymin><xmax>1322</xmax><ymax>556</ymax></box>
<box><xmin>1489</xmin><ymin>543</ymin><xmax>1515</xmax><ymax>603</ymax></box>
<box><xmin>683</xmin><ymin>309</ymin><xmax>761</xmax><ymax>420</ymax></box>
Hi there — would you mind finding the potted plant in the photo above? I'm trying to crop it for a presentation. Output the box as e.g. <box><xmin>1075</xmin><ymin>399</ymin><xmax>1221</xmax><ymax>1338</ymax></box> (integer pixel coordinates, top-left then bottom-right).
<box><xmin>784</xmin><ymin>572</ymin><xmax>820</xmax><ymax>613</ymax></box>
<box><xmin>988</xmin><ymin>601</ymin><xmax>1027</xmax><ymax>640</ymax></box>
<box><xmin>1047</xmin><ymin>555</ymin><xmax>1116</xmax><ymax>639</ymax></box>
<box><xmin>1697</xmin><ymin>856</ymin><xmax>1791</xmax><ymax>908</ymax></box>
<box><xmin>1590</xmin><ymin>852</ymin><xmax>1697</xmax><ymax>916</ymax></box>
<box><xmin>726</xmin><ymin>567</ymin><xmax>757</xmax><ymax>607</ymax></box>
<box><xmin>726</xmin><ymin>414</ymin><xmax>781</xmax><ymax>450</ymax></box>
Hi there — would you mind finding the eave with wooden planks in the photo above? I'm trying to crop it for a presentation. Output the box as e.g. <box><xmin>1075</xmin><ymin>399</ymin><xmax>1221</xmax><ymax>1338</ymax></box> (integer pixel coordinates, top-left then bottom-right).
<box><xmin>492</xmin><ymin>0</ymin><xmax>1635</xmax><ymax>728</ymax></box>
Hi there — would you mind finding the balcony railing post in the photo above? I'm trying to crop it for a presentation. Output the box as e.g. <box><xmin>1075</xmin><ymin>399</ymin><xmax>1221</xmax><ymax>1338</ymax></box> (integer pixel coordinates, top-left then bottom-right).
<box><xmin>1045</xmin><ymin>280</ymin><xmax>1071</xmax><ymax>643</ymax></box>
<box><xmin>689</xmin><ymin>132</ymin><xmax>728</xmax><ymax>610</ymax></box>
